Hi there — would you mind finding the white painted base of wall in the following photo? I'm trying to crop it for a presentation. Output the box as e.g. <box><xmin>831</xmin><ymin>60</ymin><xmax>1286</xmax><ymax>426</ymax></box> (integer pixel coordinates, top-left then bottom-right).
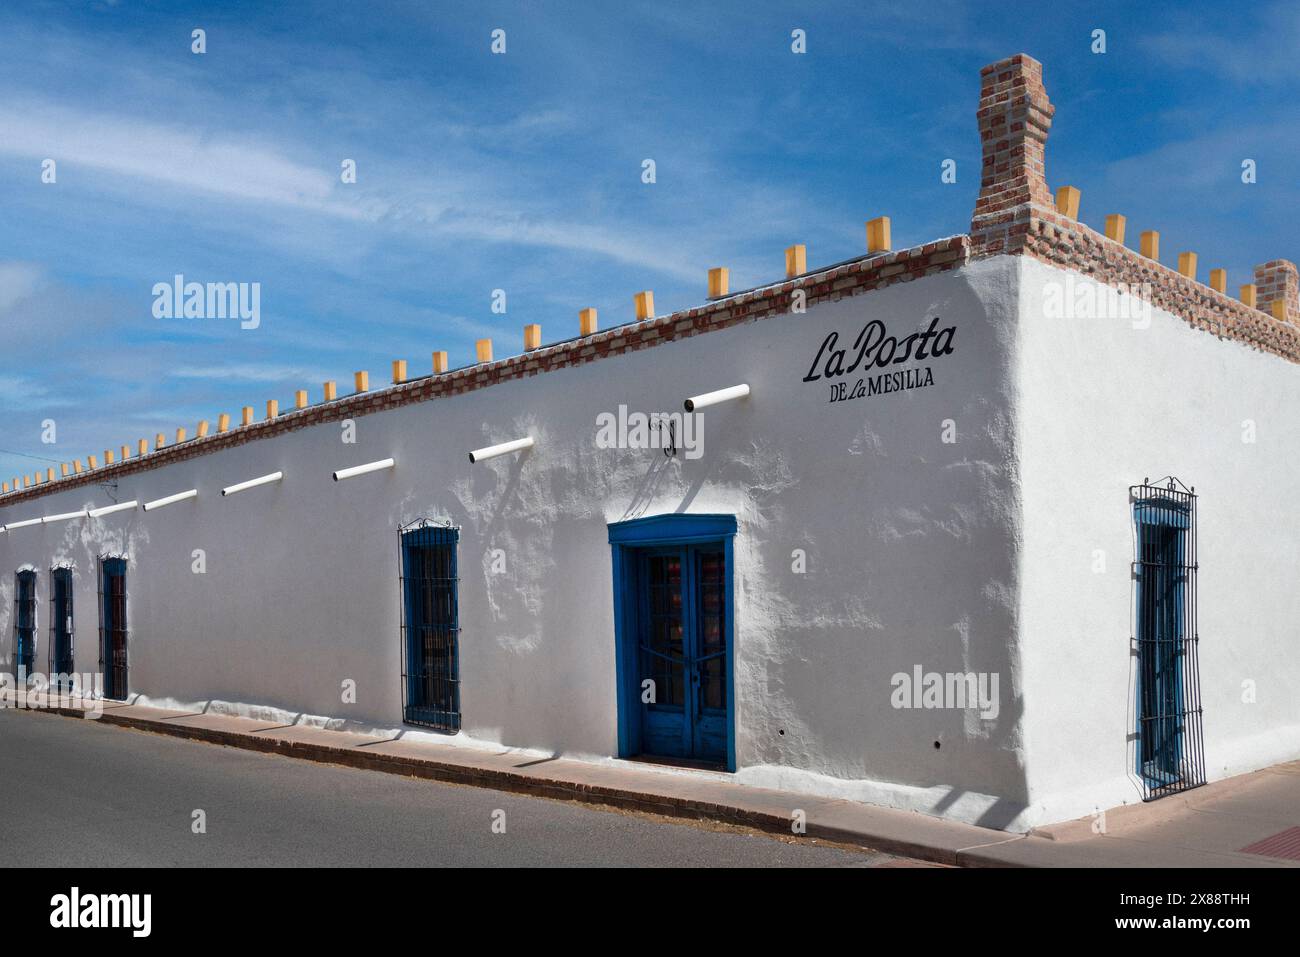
<box><xmin>1205</xmin><ymin>724</ymin><xmax>1300</xmax><ymax>787</ymax></box>
<box><xmin>1017</xmin><ymin>725</ymin><xmax>1300</xmax><ymax>830</ymax></box>
<box><xmin>131</xmin><ymin>690</ymin><xmax>1037</xmax><ymax>830</ymax></box>
<box><xmin>98</xmin><ymin>688</ymin><xmax>1300</xmax><ymax>834</ymax></box>
<box><xmin>130</xmin><ymin>692</ymin><xmax>568</xmax><ymax>758</ymax></box>
<box><xmin>733</xmin><ymin>762</ymin><xmax>1032</xmax><ymax>830</ymax></box>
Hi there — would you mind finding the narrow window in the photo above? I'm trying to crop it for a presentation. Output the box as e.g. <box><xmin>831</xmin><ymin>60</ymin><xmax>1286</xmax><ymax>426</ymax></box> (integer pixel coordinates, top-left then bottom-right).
<box><xmin>1131</xmin><ymin>478</ymin><xmax>1204</xmax><ymax>800</ymax></box>
<box><xmin>99</xmin><ymin>557</ymin><xmax>128</xmax><ymax>700</ymax></box>
<box><xmin>50</xmin><ymin>567</ymin><xmax>74</xmax><ymax>687</ymax></box>
<box><xmin>399</xmin><ymin>522</ymin><xmax>460</xmax><ymax>731</ymax></box>
<box><xmin>13</xmin><ymin>570</ymin><xmax>36</xmax><ymax>680</ymax></box>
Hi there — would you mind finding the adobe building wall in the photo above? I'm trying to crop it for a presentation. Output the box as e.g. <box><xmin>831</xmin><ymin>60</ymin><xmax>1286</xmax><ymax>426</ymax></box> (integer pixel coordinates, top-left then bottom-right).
<box><xmin>1014</xmin><ymin>256</ymin><xmax>1300</xmax><ymax>825</ymax></box>
<box><xmin>0</xmin><ymin>251</ymin><xmax>1033</xmax><ymax>827</ymax></box>
<box><xmin>976</xmin><ymin>53</ymin><xmax>1300</xmax><ymax>826</ymax></box>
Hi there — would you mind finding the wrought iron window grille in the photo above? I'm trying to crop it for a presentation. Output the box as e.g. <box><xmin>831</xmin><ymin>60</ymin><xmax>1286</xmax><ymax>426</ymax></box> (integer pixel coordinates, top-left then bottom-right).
<box><xmin>398</xmin><ymin>519</ymin><xmax>461</xmax><ymax>732</ymax></box>
<box><xmin>1130</xmin><ymin>476</ymin><xmax>1205</xmax><ymax>801</ymax></box>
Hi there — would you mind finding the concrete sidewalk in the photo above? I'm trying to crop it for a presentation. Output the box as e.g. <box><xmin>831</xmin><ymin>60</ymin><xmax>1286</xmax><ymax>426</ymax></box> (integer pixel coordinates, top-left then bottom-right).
<box><xmin>19</xmin><ymin>698</ymin><xmax>1300</xmax><ymax>868</ymax></box>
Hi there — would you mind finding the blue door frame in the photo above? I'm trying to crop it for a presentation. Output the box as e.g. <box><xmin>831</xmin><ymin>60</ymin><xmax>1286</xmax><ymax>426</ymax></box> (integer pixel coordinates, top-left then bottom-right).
<box><xmin>1133</xmin><ymin>499</ymin><xmax>1190</xmax><ymax>788</ymax></box>
<box><xmin>609</xmin><ymin>514</ymin><xmax>736</xmax><ymax>771</ymax></box>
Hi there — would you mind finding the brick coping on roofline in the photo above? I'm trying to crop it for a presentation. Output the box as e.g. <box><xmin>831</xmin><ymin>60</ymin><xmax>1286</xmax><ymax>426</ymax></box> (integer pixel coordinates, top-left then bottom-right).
<box><xmin>0</xmin><ymin>237</ymin><xmax>969</xmax><ymax>510</ymax></box>
<box><xmin>1024</xmin><ymin>205</ymin><xmax>1300</xmax><ymax>362</ymax></box>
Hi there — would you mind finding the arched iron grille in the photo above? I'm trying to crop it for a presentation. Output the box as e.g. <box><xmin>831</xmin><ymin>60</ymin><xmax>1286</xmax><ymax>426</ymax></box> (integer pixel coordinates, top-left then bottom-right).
<box><xmin>1130</xmin><ymin>477</ymin><xmax>1205</xmax><ymax>801</ymax></box>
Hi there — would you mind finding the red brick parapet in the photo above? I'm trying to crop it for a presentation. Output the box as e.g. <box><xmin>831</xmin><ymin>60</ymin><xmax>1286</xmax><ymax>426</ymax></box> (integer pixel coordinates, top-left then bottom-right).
<box><xmin>1018</xmin><ymin>207</ymin><xmax>1300</xmax><ymax>361</ymax></box>
<box><xmin>0</xmin><ymin>237</ymin><xmax>970</xmax><ymax>509</ymax></box>
<box><xmin>966</xmin><ymin>53</ymin><xmax>1300</xmax><ymax>362</ymax></box>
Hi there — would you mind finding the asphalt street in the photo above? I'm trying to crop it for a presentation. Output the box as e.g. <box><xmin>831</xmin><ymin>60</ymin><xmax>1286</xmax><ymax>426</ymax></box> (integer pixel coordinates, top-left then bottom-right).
<box><xmin>0</xmin><ymin>710</ymin><xmax>907</xmax><ymax>867</ymax></box>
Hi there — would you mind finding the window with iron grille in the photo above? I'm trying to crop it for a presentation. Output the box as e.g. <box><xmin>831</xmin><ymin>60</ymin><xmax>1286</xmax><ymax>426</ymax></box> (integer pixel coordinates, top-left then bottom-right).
<box><xmin>49</xmin><ymin>566</ymin><xmax>74</xmax><ymax>686</ymax></box>
<box><xmin>13</xmin><ymin>570</ymin><xmax>36</xmax><ymax>679</ymax></box>
<box><xmin>1131</xmin><ymin>477</ymin><xmax>1205</xmax><ymax>801</ymax></box>
<box><xmin>399</xmin><ymin>521</ymin><xmax>460</xmax><ymax>731</ymax></box>
<box><xmin>99</xmin><ymin>556</ymin><xmax>128</xmax><ymax>701</ymax></box>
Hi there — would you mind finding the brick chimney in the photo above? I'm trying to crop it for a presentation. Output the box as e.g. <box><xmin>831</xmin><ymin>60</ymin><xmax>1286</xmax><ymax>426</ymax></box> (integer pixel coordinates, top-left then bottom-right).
<box><xmin>970</xmin><ymin>54</ymin><xmax>1055</xmax><ymax>255</ymax></box>
<box><xmin>1253</xmin><ymin>260</ymin><xmax>1298</xmax><ymax>324</ymax></box>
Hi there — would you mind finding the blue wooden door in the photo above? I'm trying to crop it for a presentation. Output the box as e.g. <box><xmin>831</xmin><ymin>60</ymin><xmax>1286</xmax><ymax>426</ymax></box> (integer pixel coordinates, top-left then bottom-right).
<box><xmin>635</xmin><ymin>545</ymin><xmax>728</xmax><ymax>764</ymax></box>
<box><xmin>691</xmin><ymin>548</ymin><xmax>728</xmax><ymax>760</ymax></box>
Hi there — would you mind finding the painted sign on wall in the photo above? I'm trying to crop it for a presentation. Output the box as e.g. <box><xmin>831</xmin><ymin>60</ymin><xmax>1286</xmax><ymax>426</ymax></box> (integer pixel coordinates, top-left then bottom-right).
<box><xmin>803</xmin><ymin>316</ymin><xmax>956</xmax><ymax>403</ymax></box>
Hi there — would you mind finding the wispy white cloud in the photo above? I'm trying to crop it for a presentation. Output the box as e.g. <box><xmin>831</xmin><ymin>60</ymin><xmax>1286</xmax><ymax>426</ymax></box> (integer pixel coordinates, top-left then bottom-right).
<box><xmin>0</xmin><ymin>261</ymin><xmax>44</xmax><ymax>312</ymax></box>
<box><xmin>1145</xmin><ymin>1</ymin><xmax>1300</xmax><ymax>83</ymax></box>
<box><xmin>169</xmin><ymin>363</ymin><xmax>330</xmax><ymax>383</ymax></box>
<box><xmin>0</xmin><ymin>101</ymin><xmax>364</xmax><ymax>216</ymax></box>
<box><xmin>0</xmin><ymin>373</ymin><xmax>75</xmax><ymax>412</ymax></box>
<box><xmin>0</xmin><ymin>97</ymin><xmax>718</xmax><ymax>282</ymax></box>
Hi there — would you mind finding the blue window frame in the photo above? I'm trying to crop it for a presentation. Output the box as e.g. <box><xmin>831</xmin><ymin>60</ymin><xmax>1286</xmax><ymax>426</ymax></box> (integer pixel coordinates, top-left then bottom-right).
<box><xmin>50</xmin><ymin>567</ymin><xmax>74</xmax><ymax>683</ymax></box>
<box><xmin>100</xmin><ymin>557</ymin><xmax>128</xmax><ymax>700</ymax></box>
<box><xmin>13</xmin><ymin>570</ymin><xmax>36</xmax><ymax>680</ymax></box>
<box><xmin>609</xmin><ymin>514</ymin><xmax>736</xmax><ymax>771</ymax></box>
<box><xmin>1131</xmin><ymin>480</ymin><xmax>1204</xmax><ymax>800</ymax></box>
<box><xmin>400</xmin><ymin>522</ymin><xmax>461</xmax><ymax>731</ymax></box>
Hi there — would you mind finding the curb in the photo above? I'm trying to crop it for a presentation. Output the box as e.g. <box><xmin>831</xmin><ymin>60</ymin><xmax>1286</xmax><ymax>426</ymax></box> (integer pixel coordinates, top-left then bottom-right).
<box><xmin>33</xmin><ymin>705</ymin><xmax>993</xmax><ymax>866</ymax></box>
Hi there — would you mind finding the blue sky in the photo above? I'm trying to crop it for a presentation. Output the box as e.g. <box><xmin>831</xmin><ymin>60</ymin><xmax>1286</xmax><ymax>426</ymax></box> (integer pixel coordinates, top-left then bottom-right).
<box><xmin>1</xmin><ymin>0</ymin><xmax>1296</xmax><ymax>482</ymax></box>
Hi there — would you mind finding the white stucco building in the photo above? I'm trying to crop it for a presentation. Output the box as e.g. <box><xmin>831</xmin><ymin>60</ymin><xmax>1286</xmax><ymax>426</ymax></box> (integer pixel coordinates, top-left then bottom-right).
<box><xmin>3</xmin><ymin>54</ymin><xmax>1298</xmax><ymax>831</ymax></box>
